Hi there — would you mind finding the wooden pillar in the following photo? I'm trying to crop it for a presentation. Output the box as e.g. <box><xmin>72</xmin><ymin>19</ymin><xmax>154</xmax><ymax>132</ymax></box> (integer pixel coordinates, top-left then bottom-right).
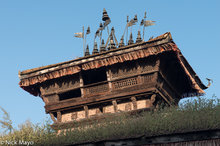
<box><xmin>106</xmin><ymin>69</ymin><xmax>112</xmax><ymax>91</ymax></box>
<box><xmin>150</xmin><ymin>94</ymin><xmax>156</xmax><ymax>103</ymax></box>
<box><xmin>79</xmin><ymin>73</ymin><xmax>85</xmax><ymax>97</ymax></box>
<box><xmin>112</xmin><ymin>100</ymin><xmax>118</xmax><ymax>112</ymax></box>
<box><xmin>131</xmin><ymin>96</ymin><xmax>137</xmax><ymax>110</ymax></box>
<box><xmin>84</xmin><ymin>105</ymin><xmax>89</xmax><ymax>118</ymax></box>
<box><xmin>57</xmin><ymin>111</ymin><xmax>61</xmax><ymax>123</ymax></box>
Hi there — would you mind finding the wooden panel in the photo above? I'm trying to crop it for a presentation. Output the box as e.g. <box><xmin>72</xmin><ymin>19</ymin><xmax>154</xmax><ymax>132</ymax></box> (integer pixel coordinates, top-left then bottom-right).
<box><xmin>88</xmin><ymin>108</ymin><xmax>98</xmax><ymax>117</ymax></box>
<box><xmin>84</xmin><ymin>82</ymin><xmax>109</xmax><ymax>95</ymax></box>
<box><xmin>103</xmin><ymin>105</ymin><xmax>114</xmax><ymax>113</ymax></box>
<box><xmin>138</xmin><ymin>58</ymin><xmax>159</xmax><ymax>73</ymax></box>
<box><xmin>77</xmin><ymin>110</ymin><xmax>85</xmax><ymax>120</ymax></box>
<box><xmin>40</xmin><ymin>80</ymin><xmax>57</xmax><ymax>95</ymax></box>
<box><xmin>112</xmin><ymin>77</ymin><xmax>139</xmax><ymax>90</ymax></box>
<box><xmin>141</xmin><ymin>72</ymin><xmax>157</xmax><ymax>84</ymax></box>
<box><xmin>118</xmin><ymin>102</ymin><xmax>133</xmax><ymax>112</ymax></box>
<box><xmin>111</xmin><ymin>61</ymin><xmax>138</xmax><ymax>79</ymax></box>
<box><xmin>57</xmin><ymin>74</ymin><xmax>80</xmax><ymax>92</ymax></box>
<box><xmin>62</xmin><ymin>113</ymin><xmax>72</xmax><ymax>122</ymax></box>
<box><xmin>43</xmin><ymin>94</ymin><xmax>59</xmax><ymax>104</ymax></box>
<box><xmin>137</xmin><ymin>100</ymin><xmax>147</xmax><ymax>109</ymax></box>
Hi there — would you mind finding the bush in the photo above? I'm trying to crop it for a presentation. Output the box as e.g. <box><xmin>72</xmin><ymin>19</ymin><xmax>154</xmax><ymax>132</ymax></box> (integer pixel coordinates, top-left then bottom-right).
<box><xmin>0</xmin><ymin>97</ymin><xmax>219</xmax><ymax>145</ymax></box>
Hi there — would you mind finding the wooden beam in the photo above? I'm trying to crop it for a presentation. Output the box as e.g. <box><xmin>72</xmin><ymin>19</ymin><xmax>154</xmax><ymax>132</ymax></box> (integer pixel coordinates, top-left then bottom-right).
<box><xmin>156</xmin><ymin>89</ymin><xmax>172</xmax><ymax>106</ymax></box>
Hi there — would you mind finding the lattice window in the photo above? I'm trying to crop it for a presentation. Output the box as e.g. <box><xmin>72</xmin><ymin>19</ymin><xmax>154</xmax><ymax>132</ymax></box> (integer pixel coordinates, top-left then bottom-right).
<box><xmin>112</xmin><ymin>77</ymin><xmax>138</xmax><ymax>89</ymax></box>
<box><xmin>84</xmin><ymin>83</ymin><xmax>109</xmax><ymax>95</ymax></box>
<box><xmin>142</xmin><ymin>73</ymin><xmax>155</xmax><ymax>83</ymax></box>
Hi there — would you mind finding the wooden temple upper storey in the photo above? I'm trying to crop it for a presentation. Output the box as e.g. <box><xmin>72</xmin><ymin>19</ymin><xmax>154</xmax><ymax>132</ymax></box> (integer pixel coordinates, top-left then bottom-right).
<box><xmin>18</xmin><ymin>9</ymin><xmax>209</xmax><ymax>130</ymax></box>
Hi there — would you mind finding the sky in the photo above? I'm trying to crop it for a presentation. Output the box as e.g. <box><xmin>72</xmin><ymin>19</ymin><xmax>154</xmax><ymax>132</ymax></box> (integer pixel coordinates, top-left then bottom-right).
<box><xmin>0</xmin><ymin>0</ymin><xmax>220</xmax><ymax>131</ymax></box>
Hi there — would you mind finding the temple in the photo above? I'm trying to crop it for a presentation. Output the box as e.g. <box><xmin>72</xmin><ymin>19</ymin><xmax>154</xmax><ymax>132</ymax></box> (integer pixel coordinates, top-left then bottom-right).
<box><xmin>18</xmin><ymin>10</ymin><xmax>209</xmax><ymax>131</ymax></box>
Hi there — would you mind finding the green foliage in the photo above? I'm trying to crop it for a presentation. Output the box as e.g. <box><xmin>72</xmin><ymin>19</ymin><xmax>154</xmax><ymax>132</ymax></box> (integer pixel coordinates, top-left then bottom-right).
<box><xmin>0</xmin><ymin>97</ymin><xmax>220</xmax><ymax>145</ymax></box>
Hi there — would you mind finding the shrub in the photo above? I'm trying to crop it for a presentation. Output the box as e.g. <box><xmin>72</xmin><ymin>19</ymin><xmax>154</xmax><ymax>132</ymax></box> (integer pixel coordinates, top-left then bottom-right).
<box><xmin>0</xmin><ymin>97</ymin><xmax>219</xmax><ymax>145</ymax></box>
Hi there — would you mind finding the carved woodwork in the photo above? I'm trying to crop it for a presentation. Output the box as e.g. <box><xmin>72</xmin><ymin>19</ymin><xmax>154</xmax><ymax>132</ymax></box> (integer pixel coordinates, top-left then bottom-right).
<box><xmin>42</xmin><ymin>94</ymin><xmax>59</xmax><ymax>104</ymax></box>
<box><xmin>84</xmin><ymin>82</ymin><xmax>109</xmax><ymax>95</ymax></box>
<box><xmin>112</xmin><ymin>77</ymin><xmax>139</xmax><ymax>90</ymax></box>
<box><xmin>57</xmin><ymin>74</ymin><xmax>80</xmax><ymax>92</ymax></box>
<box><xmin>111</xmin><ymin>61</ymin><xmax>138</xmax><ymax>79</ymax></box>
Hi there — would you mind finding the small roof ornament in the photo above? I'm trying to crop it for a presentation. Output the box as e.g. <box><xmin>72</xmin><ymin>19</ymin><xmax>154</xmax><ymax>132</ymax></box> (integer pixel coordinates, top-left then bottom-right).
<box><xmin>100</xmin><ymin>39</ymin><xmax>106</xmax><ymax>53</ymax></box>
<box><xmin>85</xmin><ymin>45</ymin><xmax>90</xmax><ymax>56</ymax></box>
<box><xmin>86</xmin><ymin>26</ymin><xmax>90</xmax><ymax>34</ymax></box>
<box><xmin>107</xmin><ymin>33</ymin><xmax>116</xmax><ymax>50</ymax></box>
<box><xmin>128</xmin><ymin>33</ymin><xmax>134</xmax><ymax>45</ymax></box>
<box><xmin>136</xmin><ymin>30</ymin><xmax>142</xmax><ymax>43</ymax></box>
<box><xmin>119</xmin><ymin>36</ymin><xmax>125</xmax><ymax>47</ymax></box>
<box><xmin>102</xmin><ymin>8</ymin><xmax>110</xmax><ymax>21</ymax></box>
<box><xmin>92</xmin><ymin>42</ymin><xmax>99</xmax><ymax>54</ymax></box>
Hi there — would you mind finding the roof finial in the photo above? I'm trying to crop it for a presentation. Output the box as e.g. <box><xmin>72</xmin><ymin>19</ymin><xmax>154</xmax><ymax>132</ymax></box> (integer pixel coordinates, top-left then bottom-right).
<box><xmin>85</xmin><ymin>45</ymin><xmax>90</xmax><ymax>56</ymax></box>
<box><xmin>128</xmin><ymin>32</ymin><xmax>134</xmax><ymax>45</ymax></box>
<box><xmin>107</xmin><ymin>32</ymin><xmax>116</xmax><ymax>50</ymax></box>
<box><xmin>119</xmin><ymin>36</ymin><xmax>125</xmax><ymax>47</ymax></box>
<box><xmin>100</xmin><ymin>39</ymin><xmax>106</xmax><ymax>53</ymax></box>
<box><xmin>102</xmin><ymin>8</ymin><xmax>110</xmax><ymax>22</ymax></box>
<box><xmin>136</xmin><ymin>30</ymin><xmax>142</xmax><ymax>43</ymax></box>
<box><xmin>92</xmin><ymin>42</ymin><xmax>99</xmax><ymax>54</ymax></box>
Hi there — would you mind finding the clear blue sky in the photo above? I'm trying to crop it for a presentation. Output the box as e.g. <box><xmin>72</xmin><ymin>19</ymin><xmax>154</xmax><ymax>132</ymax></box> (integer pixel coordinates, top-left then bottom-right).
<box><xmin>0</xmin><ymin>0</ymin><xmax>219</xmax><ymax>130</ymax></box>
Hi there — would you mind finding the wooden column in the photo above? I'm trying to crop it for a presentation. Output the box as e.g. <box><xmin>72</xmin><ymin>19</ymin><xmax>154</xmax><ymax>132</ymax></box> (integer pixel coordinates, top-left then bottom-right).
<box><xmin>84</xmin><ymin>105</ymin><xmax>89</xmax><ymax>118</ymax></box>
<box><xmin>106</xmin><ymin>69</ymin><xmax>112</xmax><ymax>91</ymax></box>
<box><xmin>79</xmin><ymin>73</ymin><xmax>85</xmax><ymax>97</ymax></box>
<box><xmin>112</xmin><ymin>100</ymin><xmax>118</xmax><ymax>113</ymax></box>
<box><xmin>57</xmin><ymin>111</ymin><xmax>61</xmax><ymax>123</ymax></box>
<box><xmin>131</xmin><ymin>96</ymin><xmax>137</xmax><ymax>110</ymax></box>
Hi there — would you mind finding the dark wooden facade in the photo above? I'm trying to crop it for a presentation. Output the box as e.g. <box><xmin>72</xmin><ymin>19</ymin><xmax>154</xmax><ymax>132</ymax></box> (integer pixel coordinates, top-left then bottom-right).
<box><xmin>18</xmin><ymin>32</ymin><xmax>208</xmax><ymax>130</ymax></box>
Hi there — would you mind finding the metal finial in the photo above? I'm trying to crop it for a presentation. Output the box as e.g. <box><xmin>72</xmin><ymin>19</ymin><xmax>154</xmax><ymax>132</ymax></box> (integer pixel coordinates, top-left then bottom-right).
<box><xmin>86</xmin><ymin>26</ymin><xmax>90</xmax><ymax>34</ymax></box>
<box><xmin>134</xmin><ymin>15</ymin><xmax>138</xmax><ymax>22</ymax></box>
<box><xmin>85</xmin><ymin>45</ymin><xmax>90</xmax><ymax>56</ymax></box>
<box><xmin>144</xmin><ymin>11</ymin><xmax>147</xmax><ymax>19</ymax></box>
<box><xmin>107</xmin><ymin>33</ymin><xmax>116</xmax><ymax>50</ymax></box>
<box><xmin>128</xmin><ymin>32</ymin><xmax>134</xmax><ymax>45</ymax></box>
<box><xmin>140</xmin><ymin>19</ymin><xmax>144</xmax><ymax>26</ymax></box>
<box><xmin>136</xmin><ymin>30</ymin><xmax>142</xmax><ymax>43</ymax></box>
<box><xmin>92</xmin><ymin>42</ymin><xmax>99</xmax><ymax>54</ymax></box>
<box><xmin>102</xmin><ymin>8</ymin><xmax>110</xmax><ymax>21</ymax></box>
<box><xmin>111</xmin><ymin>27</ymin><xmax>115</xmax><ymax>33</ymax></box>
<box><xmin>127</xmin><ymin>16</ymin><xmax>129</xmax><ymax>22</ymax></box>
<box><xmin>100</xmin><ymin>39</ymin><xmax>106</xmax><ymax>52</ymax></box>
<box><xmin>119</xmin><ymin>36</ymin><xmax>125</xmax><ymax>47</ymax></box>
<box><xmin>100</xmin><ymin>23</ymin><xmax>103</xmax><ymax>30</ymax></box>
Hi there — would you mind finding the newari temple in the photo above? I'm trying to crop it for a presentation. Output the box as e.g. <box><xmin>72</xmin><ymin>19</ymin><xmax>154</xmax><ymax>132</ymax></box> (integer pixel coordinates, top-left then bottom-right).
<box><xmin>18</xmin><ymin>9</ymin><xmax>210</xmax><ymax>131</ymax></box>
